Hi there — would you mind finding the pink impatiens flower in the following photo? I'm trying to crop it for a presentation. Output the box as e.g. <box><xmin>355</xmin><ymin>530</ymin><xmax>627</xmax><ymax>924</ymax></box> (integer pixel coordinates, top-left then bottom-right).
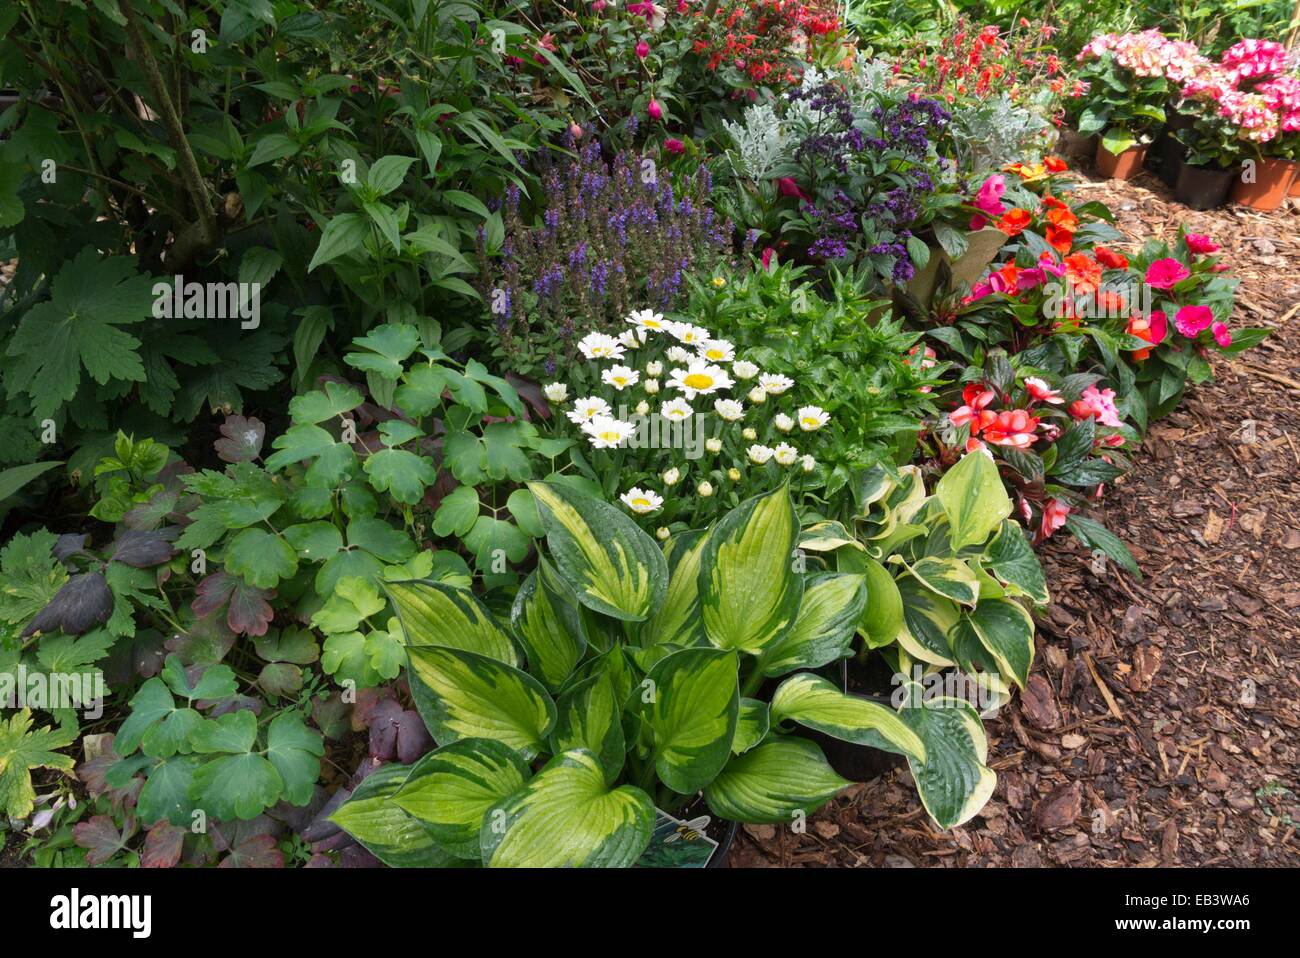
<box><xmin>1040</xmin><ymin>498</ymin><xmax>1070</xmax><ymax>540</ymax></box>
<box><xmin>1184</xmin><ymin>233</ymin><xmax>1220</xmax><ymax>255</ymax></box>
<box><xmin>1212</xmin><ymin>322</ymin><xmax>1232</xmax><ymax>348</ymax></box>
<box><xmin>1024</xmin><ymin>377</ymin><xmax>1065</xmax><ymax>404</ymax></box>
<box><xmin>1145</xmin><ymin>258</ymin><xmax>1191</xmax><ymax>290</ymax></box>
<box><xmin>1174</xmin><ymin>304</ymin><xmax>1214</xmax><ymax>337</ymax></box>
<box><xmin>1070</xmin><ymin>385</ymin><xmax>1122</xmax><ymax>427</ymax></box>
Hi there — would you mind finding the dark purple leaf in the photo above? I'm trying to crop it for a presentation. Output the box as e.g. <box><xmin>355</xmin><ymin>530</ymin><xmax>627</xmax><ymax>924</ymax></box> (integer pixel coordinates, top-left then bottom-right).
<box><xmin>141</xmin><ymin>823</ymin><xmax>185</xmax><ymax>868</ymax></box>
<box><xmin>110</xmin><ymin>528</ymin><xmax>179</xmax><ymax>568</ymax></box>
<box><xmin>122</xmin><ymin>489</ymin><xmax>181</xmax><ymax>531</ymax></box>
<box><xmin>214</xmin><ymin>414</ymin><xmax>266</xmax><ymax>463</ymax></box>
<box><xmin>165</xmin><ymin>611</ymin><xmax>236</xmax><ymax>664</ymax></box>
<box><xmin>269</xmin><ymin>786</ymin><xmax>328</xmax><ymax>833</ymax></box>
<box><xmin>301</xmin><ymin>788</ymin><xmax>352</xmax><ymax>843</ymax></box>
<box><xmin>191</xmin><ymin>572</ymin><xmax>275</xmax><ymax>636</ymax></box>
<box><xmin>204</xmin><ymin>694</ymin><xmax>264</xmax><ymax>718</ymax></box>
<box><xmin>305</xmin><ymin>853</ymin><xmax>335</xmax><ymax>867</ymax></box>
<box><xmin>72</xmin><ymin>815</ymin><xmax>131</xmax><ymax>865</ymax></box>
<box><xmin>53</xmin><ymin>533</ymin><xmax>89</xmax><ymax>562</ymax></box>
<box><xmin>23</xmin><ymin>572</ymin><xmax>113</xmax><ymax>636</ymax></box>
<box><xmin>506</xmin><ymin>373</ymin><xmax>551</xmax><ymax>420</ymax></box>
<box><xmin>339</xmin><ymin>845</ymin><xmax>383</xmax><ymax>868</ymax></box>
<box><xmin>219</xmin><ymin>834</ymin><xmax>284</xmax><ymax>868</ymax></box>
<box><xmin>311</xmin><ymin>692</ymin><xmax>351</xmax><ymax>740</ymax></box>
<box><xmin>366</xmin><ymin>698</ymin><xmax>432</xmax><ymax>764</ymax></box>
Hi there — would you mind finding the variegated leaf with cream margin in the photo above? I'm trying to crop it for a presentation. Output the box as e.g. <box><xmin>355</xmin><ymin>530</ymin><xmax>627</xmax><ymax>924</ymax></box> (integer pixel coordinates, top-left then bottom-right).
<box><xmin>894</xmin><ymin>685</ymin><xmax>997</xmax><ymax>829</ymax></box>
<box><xmin>732</xmin><ymin>698</ymin><xmax>770</xmax><ymax>755</ymax></box>
<box><xmin>703</xmin><ymin>736</ymin><xmax>850</xmax><ymax>824</ymax></box>
<box><xmin>768</xmin><ymin>672</ymin><xmax>925</xmax><ymax>760</ymax></box>
<box><xmin>550</xmin><ymin>673</ymin><xmax>625</xmax><ymax>785</ymax></box>
<box><xmin>935</xmin><ymin>450</ymin><xmax>1011</xmax><ymax>552</ymax></box>
<box><xmin>895</xmin><ymin>573</ymin><xmax>959</xmax><ymax>666</ymax></box>
<box><xmin>480</xmin><ymin>749</ymin><xmax>654</xmax><ymax>867</ymax></box>
<box><xmin>897</xmin><ymin>555</ymin><xmax>979</xmax><ymax>607</ymax></box>
<box><xmin>699</xmin><ymin>485</ymin><xmax>803</xmax><ymax>655</ymax></box>
<box><xmin>330</xmin><ymin>763</ymin><xmax>462</xmax><ymax>868</ymax></box>
<box><xmin>860</xmin><ymin>556</ymin><xmax>904</xmax><ymax>649</ymax></box>
<box><xmin>799</xmin><ymin>520</ymin><xmax>864</xmax><ymax>553</ymax></box>
<box><xmin>391</xmin><ymin>738</ymin><xmax>530</xmax><ymax>859</ymax></box>
<box><xmin>982</xmin><ymin>519</ymin><xmax>1049</xmax><ymax>606</ymax></box>
<box><xmin>526</xmin><ymin>480</ymin><xmax>667</xmax><ymax>621</ymax></box>
<box><xmin>637</xmin><ymin>647</ymin><xmax>739</xmax><ymax>794</ymax></box>
<box><xmin>966</xmin><ymin>597</ymin><xmax>1035</xmax><ymax>689</ymax></box>
<box><xmin>639</xmin><ymin>529</ymin><xmax>708</xmax><ymax>647</ymax></box>
<box><xmin>385</xmin><ymin>579</ymin><xmax>518</xmax><ymax>665</ymax></box>
<box><xmin>406</xmin><ymin>646</ymin><xmax>556</xmax><ymax>759</ymax></box>
<box><xmin>510</xmin><ymin>558</ymin><xmax>587</xmax><ymax>691</ymax></box>
<box><xmin>758</xmin><ymin>572</ymin><xmax>867</xmax><ymax>677</ymax></box>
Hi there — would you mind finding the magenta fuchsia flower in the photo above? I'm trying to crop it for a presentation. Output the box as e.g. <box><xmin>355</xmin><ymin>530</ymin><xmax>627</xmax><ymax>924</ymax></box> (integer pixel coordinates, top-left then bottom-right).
<box><xmin>1174</xmin><ymin>304</ymin><xmax>1214</xmax><ymax>337</ymax></box>
<box><xmin>635</xmin><ymin>40</ymin><xmax>650</xmax><ymax>59</ymax></box>
<box><xmin>1184</xmin><ymin>233</ymin><xmax>1219</xmax><ymax>255</ymax></box>
<box><xmin>664</xmin><ymin>137</ymin><xmax>685</xmax><ymax>154</ymax></box>
<box><xmin>1212</xmin><ymin>322</ymin><xmax>1232</xmax><ymax>348</ymax></box>
<box><xmin>1145</xmin><ymin>258</ymin><xmax>1191</xmax><ymax>290</ymax></box>
<box><xmin>647</xmin><ymin>99</ymin><xmax>662</xmax><ymax>121</ymax></box>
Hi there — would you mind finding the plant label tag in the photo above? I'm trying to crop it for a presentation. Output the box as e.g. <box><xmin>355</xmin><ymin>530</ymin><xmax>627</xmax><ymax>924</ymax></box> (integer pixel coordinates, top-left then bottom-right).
<box><xmin>635</xmin><ymin>808</ymin><xmax>721</xmax><ymax>868</ymax></box>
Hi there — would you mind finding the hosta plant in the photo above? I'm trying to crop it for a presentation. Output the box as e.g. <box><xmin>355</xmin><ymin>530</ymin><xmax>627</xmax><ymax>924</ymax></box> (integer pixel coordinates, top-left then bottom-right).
<box><xmin>328</xmin><ymin>481</ymin><xmax>998</xmax><ymax>866</ymax></box>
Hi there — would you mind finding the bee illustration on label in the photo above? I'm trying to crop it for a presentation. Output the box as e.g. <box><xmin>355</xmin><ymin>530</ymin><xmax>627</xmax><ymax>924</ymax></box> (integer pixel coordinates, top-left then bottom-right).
<box><xmin>664</xmin><ymin>816</ymin><xmax>710</xmax><ymax>843</ymax></box>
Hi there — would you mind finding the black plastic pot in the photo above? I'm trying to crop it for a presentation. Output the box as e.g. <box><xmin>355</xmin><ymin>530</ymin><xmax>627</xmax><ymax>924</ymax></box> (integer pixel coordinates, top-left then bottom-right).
<box><xmin>799</xmin><ymin>657</ymin><xmax>907</xmax><ymax>782</ymax></box>
<box><xmin>706</xmin><ymin>821</ymin><xmax>739</xmax><ymax>868</ymax></box>
<box><xmin>1174</xmin><ymin>161</ymin><xmax>1234</xmax><ymax>210</ymax></box>
<box><xmin>1151</xmin><ymin>131</ymin><xmax>1185</xmax><ymax>187</ymax></box>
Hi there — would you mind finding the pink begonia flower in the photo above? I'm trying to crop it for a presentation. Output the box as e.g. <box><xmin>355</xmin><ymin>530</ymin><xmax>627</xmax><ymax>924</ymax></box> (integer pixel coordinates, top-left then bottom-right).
<box><xmin>663</xmin><ymin>138</ymin><xmax>685</xmax><ymax>154</ymax></box>
<box><xmin>1040</xmin><ymin>499</ymin><xmax>1070</xmax><ymax>540</ymax></box>
<box><xmin>1145</xmin><ymin>258</ymin><xmax>1191</xmax><ymax>290</ymax></box>
<box><xmin>1174</xmin><ymin>304</ymin><xmax>1214</xmax><ymax>337</ymax></box>
<box><xmin>635</xmin><ymin>40</ymin><xmax>650</xmax><ymax>58</ymax></box>
<box><xmin>969</xmin><ymin>174</ymin><xmax>1007</xmax><ymax>230</ymax></box>
<box><xmin>647</xmin><ymin>99</ymin><xmax>662</xmax><ymax>121</ymax></box>
<box><xmin>1148</xmin><ymin>309</ymin><xmax>1168</xmax><ymax>344</ymax></box>
<box><xmin>1184</xmin><ymin>233</ymin><xmax>1219</xmax><ymax>254</ymax></box>
<box><xmin>1212</xmin><ymin>322</ymin><xmax>1232</xmax><ymax>348</ymax></box>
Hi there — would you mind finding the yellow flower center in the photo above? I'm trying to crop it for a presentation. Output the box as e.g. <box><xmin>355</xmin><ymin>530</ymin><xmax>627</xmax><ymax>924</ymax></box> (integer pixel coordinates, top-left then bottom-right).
<box><xmin>631</xmin><ymin>498</ymin><xmax>650</xmax><ymax>508</ymax></box>
<box><xmin>683</xmin><ymin>373</ymin><xmax>713</xmax><ymax>390</ymax></box>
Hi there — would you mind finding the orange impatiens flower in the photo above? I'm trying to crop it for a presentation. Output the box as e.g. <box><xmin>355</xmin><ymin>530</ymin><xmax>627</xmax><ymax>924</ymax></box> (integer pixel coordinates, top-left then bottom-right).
<box><xmin>996</xmin><ymin>208</ymin><xmax>1032</xmax><ymax>236</ymax></box>
<box><xmin>1045</xmin><ymin>204</ymin><xmax>1078</xmax><ymax>231</ymax></box>
<box><xmin>1064</xmin><ymin>253</ymin><xmax>1102</xmax><ymax>295</ymax></box>
<box><xmin>1045</xmin><ymin>224</ymin><xmax>1074</xmax><ymax>254</ymax></box>
<box><xmin>1044</xmin><ymin>155</ymin><xmax>1068</xmax><ymax>172</ymax></box>
<box><xmin>1095</xmin><ymin>246</ymin><xmax>1129</xmax><ymax>270</ymax></box>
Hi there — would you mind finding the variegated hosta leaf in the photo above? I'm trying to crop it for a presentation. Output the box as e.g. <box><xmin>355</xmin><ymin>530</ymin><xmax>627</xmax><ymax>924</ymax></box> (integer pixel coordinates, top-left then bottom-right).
<box><xmin>700</xmin><ymin>485</ymin><xmax>803</xmax><ymax>655</ymax></box>
<box><xmin>983</xmin><ymin>520</ymin><xmax>1050</xmax><ymax>605</ymax></box>
<box><xmin>569</xmin><ymin>645</ymin><xmax>636</xmax><ymax>711</ymax></box>
<box><xmin>480</xmin><ymin>750</ymin><xmax>654</xmax><ymax>868</ymax></box>
<box><xmin>798</xmin><ymin>520</ymin><xmax>864</xmax><ymax>553</ymax></box>
<box><xmin>851</xmin><ymin>463</ymin><xmax>896</xmax><ymax>514</ymax></box>
<box><xmin>895</xmin><ymin>573</ymin><xmax>959</xmax><ymax>666</ymax></box>
<box><xmin>732</xmin><ymin>698</ymin><xmax>770</xmax><ymax>755</ymax></box>
<box><xmin>967</xmin><ymin>598</ymin><xmax>1035</xmax><ymax>689</ymax></box>
<box><xmin>385</xmin><ymin>580</ymin><xmax>517</xmax><ymax>665</ymax></box>
<box><xmin>391</xmin><ymin>738</ymin><xmax>531</xmax><ymax>859</ymax></box>
<box><xmin>550</xmin><ymin>674</ymin><xmax>625</xmax><ymax>785</ymax></box>
<box><xmin>511</xmin><ymin>559</ymin><xmax>587</xmax><ymax>691</ymax></box>
<box><xmin>859</xmin><ymin>557</ymin><xmax>904</xmax><ymax>650</ymax></box>
<box><xmin>760</xmin><ymin>572</ymin><xmax>866</xmax><ymax>677</ymax></box>
<box><xmin>703</xmin><ymin>737</ymin><xmax>850</xmax><ymax>825</ymax></box>
<box><xmin>527</xmin><ymin>480</ymin><xmax>667</xmax><ymax>622</ymax></box>
<box><xmin>935</xmin><ymin>450</ymin><xmax>1011</xmax><ymax>551</ymax></box>
<box><xmin>639</xmin><ymin>647</ymin><xmax>739</xmax><ymax>794</ymax></box>
<box><xmin>896</xmin><ymin>688</ymin><xmax>996</xmax><ymax>829</ymax></box>
<box><xmin>883</xmin><ymin>465</ymin><xmax>928</xmax><ymax>524</ymax></box>
<box><xmin>406</xmin><ymin>646</ymin><xmax>556</xmax><ymax>760</ymax></box>
<box><xmin>901</xmin><ymin>556</ymin><xmax>980</xmax><ymax>608</ymax></box>
<box><xmin>769</xmin><ymin>672</ymin><xmax>925</xmax><ymax>761</ymax></box>
<box><xmin>640</xmin><ymin>529</ymin><xmax>708</xmax><ymax>647</ymax></box>
<box><xmin>330</xmin><ymin>764</ymin><xmax>461</xmax><ymax>868</ymax></box>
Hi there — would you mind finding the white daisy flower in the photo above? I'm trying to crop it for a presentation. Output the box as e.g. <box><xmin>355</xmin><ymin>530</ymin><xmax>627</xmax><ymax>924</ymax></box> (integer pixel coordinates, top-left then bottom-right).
<box><xmin>543</xmin><ymin>383</ymin><xmax>568</xmax><ymax>402</ymax></box>
<box><xmin>660</xmin><ymin>398</ymin><xmax>693</xmax><ymax>421</ymax></box>
<box><xmin>760</xmin><ymin>373</ymin><xmax>795</xmax><ymax>395</ymax></box>
<box><xmin>621</xmin><ymin>487</ymin><xmax>664</xmax><ymax>514</ymax></box>
<box><xmin>746</xmin><ymin>386</ymin><xmax>767</xmax><ymax>405</ymax></box>
<box><xmin>732</xmin><ymin>360</ymin><xmax>759</xmax><ymax>380</ymax></box>
<box><xmin>602</xmin><ymin>365</ymin><xmax>640</xmax><ymax>390</ymax></box>
<box><xmin>797</xmin><ymin>405</ymin><xmax>829</xmax><ymax>431</ymax></box>
<box><xmin>662</xmin><ymin>467</ymin><xmax>680</xmax><ymax>486</ymax></box>
<box><xmin>800</xmin><ymin>454</ymin><xmax>817</xmax><ymax>473</ymax></box>
<box><xmin>627</xmin><ymin>309</ymin><xmax>669</xmax><ymax>335</ymax></box>
<box><xmin>578</xmin><ymin>332</ymin><xmax>625</xmax><ymax>360</ymax></box>
<box><xmin>670</xmin><ymin>322</ymin><xmax>710</xmax><ymax>346</ymax></box>
<box><xmin>617</xmin><ymin>329</ymin><xmax>640</xmax><ymax>350</ymax></box>
<box><xmin>773</xmin><ymin>413</ymin><xmax>794</xmax><ymax>432</ymax></box>
<box><xmin>645</xmin><ymin>360</ymin><xmax>663</xmax><ymax>377</ymax></box>
<box><xmin>667</xmin><ymin>360</ymin><xmax>733</xmax><ymax>399</ymax></box>
<box><xmin>713</xmin><ymin>398</ymin><xmax>744</xmax><ymax>421</ymax></box>
<box><xmin>774</xmin><ymin>443</ymin><xmax>799</xmax><ymax>466</ymax></box>
<box><xmin>747</xmin><ymin>444</ymin><xmax>775</xmax><ymax>465</ymax></box>
<box><xmin>698</xmin><ymin>339</ymin><xmax>735</xmax><ymax>363</ymax></box>
<box><xmin>583</xmin><ymin>415</ymin><xmax>636</xmax><ymax>449</ymax></box>
<box><xmin>666</xmin><ymin>345</ymin><xmax>693</xmax><ymax>364</ymax></box>
<box><xmin>567</xmin><ymin>396</ymin><xmax>611</xmax><ymax>424</ymax></box>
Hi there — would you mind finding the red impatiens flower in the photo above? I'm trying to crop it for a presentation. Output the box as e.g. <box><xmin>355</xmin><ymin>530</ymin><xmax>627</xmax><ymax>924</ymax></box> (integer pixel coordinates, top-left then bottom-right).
<box><xmin>981</xmin><ymin>408</ymin><xmax>1040</xmax><ymax>449</ymax></box>
<box><xmin>1094</xmin><ymin>246</ymin><xmax>1128</xmax><ymax>270</ymax></box>
<box><xmin>995</xmin><ymin>208</ymin><xmax>1032</xmax><ymax>236</ymax></box>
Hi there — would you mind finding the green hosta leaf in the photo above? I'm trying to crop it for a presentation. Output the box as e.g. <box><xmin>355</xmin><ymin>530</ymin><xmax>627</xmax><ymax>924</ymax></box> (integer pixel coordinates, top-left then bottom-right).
<box><xmin>965</xmin><ymin>598</ymin><xmax>1035</xmax><ymax>689</ymax></box>
<box><xmin>225</xmin><ymin>528</ymin><xmax>297</xmax><ymax>589</ymax></box>
<box><xmin>983</xmin><ymin>520</ymin><xmax>1049</xmax><ymax>605</ymax></box>
<box><xmin>896</xmin><ymin>574</ymin><xmax>960</xmax><ymax>666</ymax></box>
<box><xmin>511</xmin><ymin>560</ymin><xmax>586</xmax><ymax>691</ymax></box>
<box><xmin>732</xmin><ymin>698</ymin><xmax>770</xmax><ymax>755</ymax></box>
<box><xmin>406</xmin><ymin>646</ymin><xmax>555</xmax><ymax>759</ymax></box>
<box><xmin>385</xmin><ymin>580</ymin><xmax>517</xmax><ymax>665</ymax></box>
<box><xmin>769</xmin><ymin>672</ymin><xmax>924</xmax><ymax>760</ymax></box>
<box><xmin>703</xmin><ymin>737</ymin><xmax>849</xmax><ymax>825</ymax></box>
<box><xmin>859</xmin><ymin>557</ymin><xmax>904</xmax><ymax>649</ymax></box>
<box><xmin>264</xmin><ymin>710</ymin><xmax>324</xmax><ymax>806</ymax></box>
<box><xmin>527</xmin><ymin>480</ymin><xmax>667</xmax><ymax>622</ymax></box>
<box><xmin>638</xmin><ymin>647</ymin><xmax>739</xmax><ymax>794</ymax></box>
<box><xmin>902</xmin><ymin>556</ymin><xmax>980</xmax><ymax>607</ymax></box>
<box><xmin>0</xmin><ymin>709</ymin><xmax>76</xmax><ymax>818</ymax></box>
<box><xmin>641</xmin><ymin>530</ymin><xmax>708</xmax><ymax>647</ymax></box>
<box><xmin>896</xmin><ymin>690</ymin><xmax>996</xmax><ymax>829</ymax></box>
<box><xmin>364</xmin><ymin>448</ymin><xmax>437</xmax><ymax>505</ymax></box>
<box><xmin>936</xmin><ymin>451</ymin><xmax>1011</xmax><ymax>551</ymax></box>
<box><xmin>700</xmin><ymin>485</ymin><xmax>803</xmax><ymax>655</ymax></box>
<box><xmin>760</xmin><ymin>573</ymin><xmax>865</xmax><ymax>677</ymax></box>
<box><xmin>480</xmin><ymin>750</ymin><xmax>654</xmax><ymax>868</ymax></box>
<box><xmin>549</xmin><ymin>674</ymin><xmax>624</xmax><ymax>785</ymax></box>
<box><xmin>331</xmin><ymin>763</ymin><xmax>461</xmax><ymax>867</ymax></box>
<box><xmin>392</xmin><ymin>738</ymin><xmax>530</xmax><ymax>859</ymax></box>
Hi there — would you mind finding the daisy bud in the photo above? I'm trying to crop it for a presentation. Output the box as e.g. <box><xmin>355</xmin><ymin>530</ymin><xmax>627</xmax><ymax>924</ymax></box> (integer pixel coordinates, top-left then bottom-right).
<box><xmin>747</xmin><ymin>386</ymin><xmax>766</xmax><ymax>404</ymax></box>
<box><xmin>543</xmin><ymin>382</ymin><xmax>568</xmax><ymax>402</ymax></box>
<box><xmin>742</xmin><ymin>427</ymin><xmax>757</xmax><ymax>441</ymax></box>
<box><xmin>662</xmin><ymin>467</ymin><xmax>681</xmax><ymax>486</ymax></box>
<box><xmin>705</xmin><ymin>437</ymin><xmax>722</xmax><ymax>453</ymax></box>
<box><xmin>727</xmin><ymin>467</ymin><xmax>741</xmax><ymax>481</ymax></box>
<box><xmin>644</xmin><ymin>378</ymin><xmax>660</xmax><ymax>394</ymax></box>
<box><xmin>656</xmin><ymin>526</ymin><xmax>670</xmax><ymax>540</ymax></box>
<box><xmin>635</xmin><ymin>401</ymin><xmax>650</xmax><ymax>416</ymax></box>
<box><xmin>698</xmin><ymin>480</ymin><xmax>714</xmax><ymax>497</ymax></box>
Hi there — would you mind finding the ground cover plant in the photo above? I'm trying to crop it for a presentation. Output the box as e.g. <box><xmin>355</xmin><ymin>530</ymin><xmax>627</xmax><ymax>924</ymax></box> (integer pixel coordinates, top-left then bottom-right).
<box><xmin>0</xmin><ymin>0</ymin><xmax>1282</xmax><ymax>869</ymax></box>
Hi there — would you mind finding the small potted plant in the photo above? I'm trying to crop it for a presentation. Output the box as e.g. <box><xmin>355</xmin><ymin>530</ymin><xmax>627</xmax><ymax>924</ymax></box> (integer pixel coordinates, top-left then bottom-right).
<box><xmin>1168</xmin><ymin>91</ymin><xmax>1243</xmax><ymax>210</ymax></box>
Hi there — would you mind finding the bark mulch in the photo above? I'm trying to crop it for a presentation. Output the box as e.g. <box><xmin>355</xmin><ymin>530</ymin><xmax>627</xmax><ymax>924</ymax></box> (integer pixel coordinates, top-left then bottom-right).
<box><xmin>734</xmin><ymin>171</ymin><xmax>1300</xmax><ymax>868</ymax></box>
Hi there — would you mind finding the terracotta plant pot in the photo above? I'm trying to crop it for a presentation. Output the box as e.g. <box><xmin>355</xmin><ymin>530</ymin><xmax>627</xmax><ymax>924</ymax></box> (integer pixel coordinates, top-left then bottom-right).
<box><xmin>1230</xmin><ymin>157</ymin><xmax>1298</xmax><ymax>211</ymax></box>
<box><xmin>1095</xmin><ymin>141</ymin><xmax>1149</xmax><ymax>180</ymax></box>
<box><xmin>1290</xmin><ymin>169</ymin><xmax>1300</xmax><ymax>198</ymax></box>
<box><xmin>1174</xmin><ymin>162</ymin><xmax>1234</xmax><ymax>211</ymax></box>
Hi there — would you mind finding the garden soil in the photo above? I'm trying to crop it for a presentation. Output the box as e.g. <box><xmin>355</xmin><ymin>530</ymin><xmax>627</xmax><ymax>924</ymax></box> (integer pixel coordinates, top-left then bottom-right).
<box><xmin>734</xmin><ymin>172</ymin><xmax>1300</xmax><ymax>868</ymax></box>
